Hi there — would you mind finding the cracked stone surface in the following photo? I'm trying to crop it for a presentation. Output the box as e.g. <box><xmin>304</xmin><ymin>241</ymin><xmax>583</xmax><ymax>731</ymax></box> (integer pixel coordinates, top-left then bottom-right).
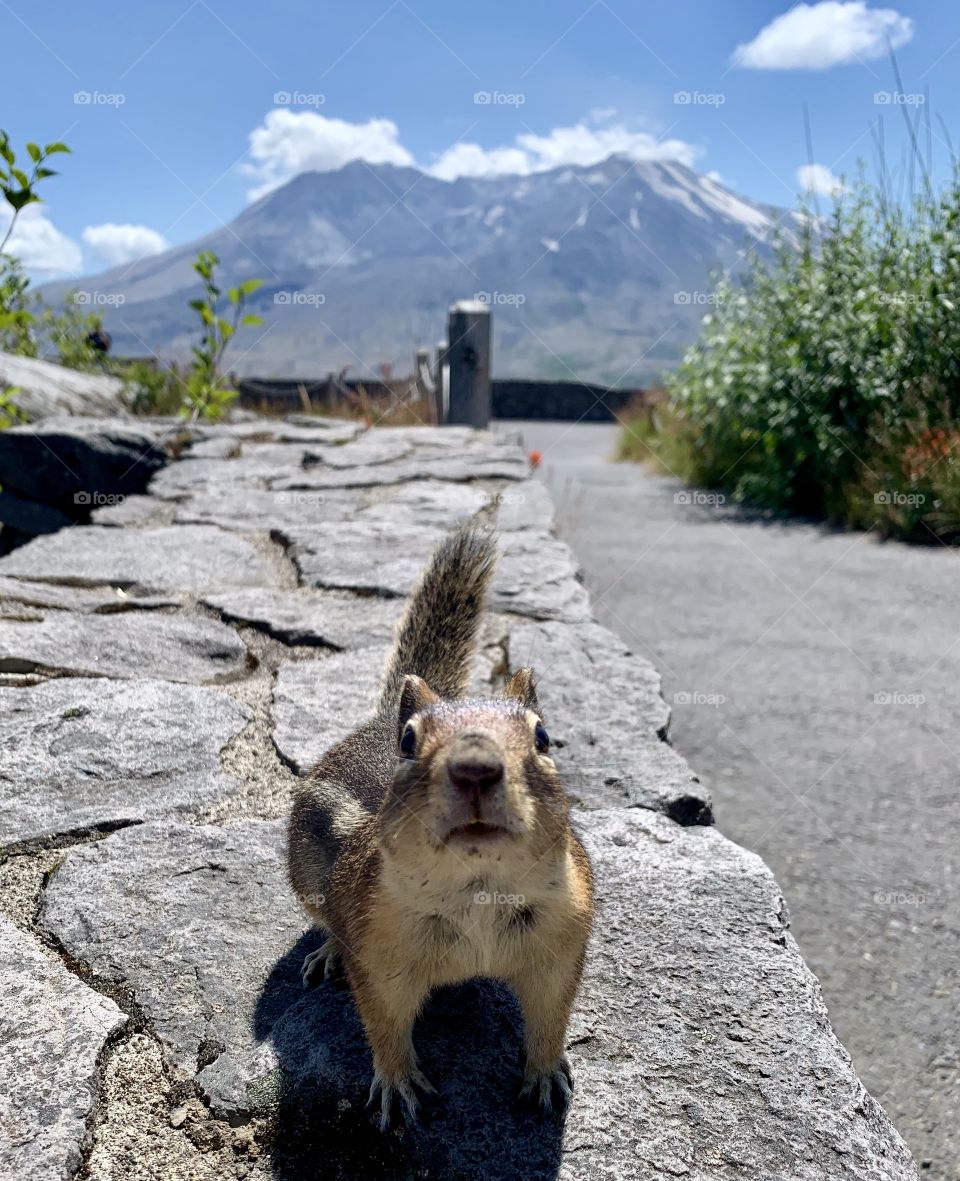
<box><xmin>271</xmin><ymin>647</ymin><xmax>388</xmax><ymax>773</ymax></box>
<box><xmin>0</xmin><ymin>415</ymin><xmax>915</xmax><ymax>1180</ymax></box>
<box><xmin>202</xmin><ymin>588</ymin><xmax>403</xmax><ymax>649</ymax></box>
<box><xmin>0</xmin><ymin>611</ymin><xmax>247</xmax><ymax>684</ymax></box>
<box><xmin>174</xmin><ymin>486</ymin><xmax>360</xmax><ymax>531</ymax></box>
<box><xmin>0</xmin><ymin>677</ymin><xmax>250</xmax><ymax>849</ymax></box>
<box><xmin>0</xmin><ymin>525</ymin><xmax>278</xmax><ymax>593</ymax></box>
<box><xmin>274</xmin><ymin>450</ymin><xmax>528</xmax><ymax>491</ymax></box>
<box><xmin>493</xmin><ymin>530</ymin><xmax>592</xmax><ymax>622</ymax></box>
<box><xmin>40</xmin><ymin>811</ymin><xmax>915</xmax><ymax>1180</ymax></box>
<box><xmin>493</xmin><ymin>480</ymin><xmax>556</xmax><ymax>533</ymax></box>
<box><xmin>507</xmin><ymin>617</ymin><xmax>709</xmax><ymax>818</ymax></box>
<box><xmin>0</xmin><ymin>915</ymin><xmax>127</xmax><ymax>1181</ymax></box>
<box><xmin>278</xmin><ymin>521</ymin><xmax>441</xmax><ymax>596</ymax></box>
<box><xmin>0</xmin><ymin>576</ymin><xmax>180</xmax><ymax>614</ymax></box>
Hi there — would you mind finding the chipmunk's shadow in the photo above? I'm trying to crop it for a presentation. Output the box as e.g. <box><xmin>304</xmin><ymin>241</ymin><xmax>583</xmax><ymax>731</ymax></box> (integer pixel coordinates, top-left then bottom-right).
<box><xmin>254</xmin><ymin>931</ymin><xmax>564</xmax><ymax>1181</ymax></box>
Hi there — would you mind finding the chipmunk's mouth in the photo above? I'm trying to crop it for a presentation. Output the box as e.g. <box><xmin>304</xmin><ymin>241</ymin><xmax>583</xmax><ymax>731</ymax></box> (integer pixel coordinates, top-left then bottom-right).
<box><xmin>446</xmin><ymin>820</ymin><xmax>509</xmax><ymax>843</ymax></box>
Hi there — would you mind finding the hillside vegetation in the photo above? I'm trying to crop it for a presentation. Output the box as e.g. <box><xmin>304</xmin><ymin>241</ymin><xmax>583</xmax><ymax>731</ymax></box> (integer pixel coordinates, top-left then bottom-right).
<box><xmin>620</xmin><ymin>171</ymin><xmax>960</xmax><ymax>543</ymax></box>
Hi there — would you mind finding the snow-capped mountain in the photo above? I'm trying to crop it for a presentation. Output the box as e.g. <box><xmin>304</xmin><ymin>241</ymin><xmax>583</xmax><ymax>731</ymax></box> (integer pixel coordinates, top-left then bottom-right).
<box><xmin>42</xmin><ymin>156</ymin><xmax>796</xmax><ymax>384</ymax></box>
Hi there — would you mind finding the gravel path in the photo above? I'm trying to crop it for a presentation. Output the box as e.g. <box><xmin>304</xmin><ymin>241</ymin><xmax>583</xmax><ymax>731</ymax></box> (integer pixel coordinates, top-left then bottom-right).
<box><xmin>510</xmin><ymin>419</ymin><xmax>959</xmax><ymax>1179</ymax></box>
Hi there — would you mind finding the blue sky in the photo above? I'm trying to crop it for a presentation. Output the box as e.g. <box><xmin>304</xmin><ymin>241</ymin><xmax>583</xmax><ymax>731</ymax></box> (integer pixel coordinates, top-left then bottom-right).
<box><xmin>1</xmin><ymin>0</ymin><xmax>956</xmax><ymax>277</ymax></box>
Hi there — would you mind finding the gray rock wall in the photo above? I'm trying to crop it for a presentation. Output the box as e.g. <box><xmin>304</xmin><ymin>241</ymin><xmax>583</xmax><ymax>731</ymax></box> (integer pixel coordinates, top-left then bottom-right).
<box><xmin>0</xmin><ymin>415</ymin><xmax>917</xmax><ymax>1181</ymax></box>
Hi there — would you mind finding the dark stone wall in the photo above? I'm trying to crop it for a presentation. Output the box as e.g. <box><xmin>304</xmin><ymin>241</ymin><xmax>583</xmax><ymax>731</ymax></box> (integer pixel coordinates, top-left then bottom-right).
<box><xmin>236</xmin><ymin>377</ymin><xmax>646</xmax><ymax>422</ymax></box>
<box><xmin>491</xmin><ymin>379</ymin><xmax>641</xmax><ymax>421</ymax></box>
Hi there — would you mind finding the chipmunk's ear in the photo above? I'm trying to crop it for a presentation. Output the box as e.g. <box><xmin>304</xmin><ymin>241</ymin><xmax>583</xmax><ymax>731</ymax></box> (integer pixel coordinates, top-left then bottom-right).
<box><xmin>398</xmin><ymin>674</ymin><xmax>440</xmax><ymax>732</ymax></box>
<box><xmin>501</xmin><ymin>667</ymin><xmax>539</xmax><ymax>712</ymax></box>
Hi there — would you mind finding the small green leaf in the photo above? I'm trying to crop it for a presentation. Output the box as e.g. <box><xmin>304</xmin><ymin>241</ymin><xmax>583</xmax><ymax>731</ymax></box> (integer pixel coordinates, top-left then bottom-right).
<box><xmin>238</xmin><ymin>278</ymin><xmax>263</xmax><ymax>296</ymax></box>
<box><xmin>43</xmin><ymin>142</ymin><xmax>71</xmax><ymax>155</ymax></box>
<box><xmin>241</xmin><ymin>313</ymin><xmax>263</xmax><ymax>326</ymax></box>
<box><xmin>26</xmin><ymin>142</ymin><xmax>41</xmax><ymax>163</ymax></box>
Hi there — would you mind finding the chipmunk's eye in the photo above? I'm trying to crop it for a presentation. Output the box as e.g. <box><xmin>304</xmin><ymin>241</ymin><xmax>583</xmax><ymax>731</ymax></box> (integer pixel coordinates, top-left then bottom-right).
<box><xmin>534</xmin><ymin>721</ymin><xmax>550</xmax><ymax>753</ymax></box>
<box><xmin>399</xmin><ymin>725</ymin><xmax>417</xmax><ymax>758</ymax></box>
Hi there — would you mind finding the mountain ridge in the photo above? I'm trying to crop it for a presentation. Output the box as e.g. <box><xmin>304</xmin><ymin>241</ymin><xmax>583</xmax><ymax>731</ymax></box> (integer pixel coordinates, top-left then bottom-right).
<box><xmin>41</xmin><ymin>155</ymin><xmax>797</xmax><ymax>384</ymax></box>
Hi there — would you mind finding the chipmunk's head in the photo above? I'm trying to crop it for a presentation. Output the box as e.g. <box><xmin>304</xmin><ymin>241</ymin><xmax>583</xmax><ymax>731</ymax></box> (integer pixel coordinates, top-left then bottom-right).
<box><xmin>378</xmin><ymin>669</ymin><xmax>569</xmax><ymax>868</ymax></box>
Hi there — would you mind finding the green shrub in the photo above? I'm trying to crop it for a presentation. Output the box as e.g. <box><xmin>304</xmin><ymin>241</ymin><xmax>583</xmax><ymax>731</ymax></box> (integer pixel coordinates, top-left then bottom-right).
<box><xmin>623</xmin><ymin>170</ymin><xmax>960</xmax><ymax>542</ymax></box>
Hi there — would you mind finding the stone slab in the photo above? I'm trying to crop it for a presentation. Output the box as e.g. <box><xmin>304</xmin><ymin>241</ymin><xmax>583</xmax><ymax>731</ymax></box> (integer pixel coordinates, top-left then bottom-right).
<box><xmin>493</xmin><ymin>530</ymin><xmax>592</xmax><ymax>622</ymax></box>
<box><xmin>0</xmin><ymin>916</ymin><xmax>127</xmax><ymax>1181</ymax></box>
<box><xmin>0</xmin><ymin>526</ymin><xmax>277</xmax><ymax>593</ymax></box>
<box><xmin>174</xmin><ymin>487</ymin><xmax>359</xmax><ymax>532</ymax></box>
<box><xmin>202</xmin><ymin>588</ymin><xmax>403</xmax><ymax>649</ymax></box>
<box><xmin>507</xmin><ymin>617</ymin><xmax>709</xmax><ymax>819</ymax></box>
<box><xmin>0</xmin><ymin>577</ymin><xmax>179</xmax><ymax>614</ymax></box>
<box><xmin>271</xmin><ymin>647</ymin><xmax>388</xmax><ymax>774</ymax></box>
<box><xmin>0</xmin><ymin>611</ymin><xmax>247</xmax><ymax>684</ymax></box>
<box><xmin>0</xmin><ymin>677</ymin><xmax>250</xmax><ymax>850</ymax></box>
<box><xmin>0</xmin><ymin>351</ymin><xmax>125</xmax><ymax>419</ymax></box>
<box><xmin>39</xmin><ymin>812</ymin><xmax>916</xmax><ymax>1180</ymax></box>
<box><xmin>277</xmin><ymin>522</ymin><xmax>441</xmax><ymax>597</ymax></box>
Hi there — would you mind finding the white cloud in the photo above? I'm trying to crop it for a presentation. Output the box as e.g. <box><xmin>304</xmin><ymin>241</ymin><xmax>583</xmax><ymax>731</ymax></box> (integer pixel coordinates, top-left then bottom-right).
<box><xmin>0</xmin><ymin>205</ymin><xmax>82</xmax><ymax>275</ymax></box>
<box><xmin>245</xmin><ymin>109</ymin><xmax>415</xmax><ymax>198</ymax></box>
<box><xmin>732</xmin><ymin>1</ymin><xmax>913</xmax><ymax>70</ymax></box>
<box><xmin>430</xmin><ymin>121</ymin><xmax>699</xmax><ymax>181</ymax></box>
<box><xmin>796</xmin><ymin>162</ymin><xmax>845</xmax><ymax>194</ymax></box>
<box><xmin>243</xmin><ymin>108</ymin><xmax>699</xmax><ymax>192</ymax></box>
<box><xmin>82</xmin><ymin>223</ymin><xmax>169</xmax><ymax>267</ymax></box>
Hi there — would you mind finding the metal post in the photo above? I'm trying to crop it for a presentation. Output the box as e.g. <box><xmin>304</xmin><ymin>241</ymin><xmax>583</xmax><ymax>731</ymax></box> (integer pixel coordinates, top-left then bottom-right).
<box><xmin>446</xmin><ymin>300</ymin><xmax>491</xmax><ymax>428</ymax></box>
<box><xmin>434</xmin><ymin>341</ymin><xmax>447</xmax><ymax>424</ymax></box>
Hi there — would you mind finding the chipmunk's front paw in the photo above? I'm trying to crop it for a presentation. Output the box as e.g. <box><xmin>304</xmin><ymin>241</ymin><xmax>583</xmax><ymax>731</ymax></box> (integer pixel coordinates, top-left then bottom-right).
<box><xmin>367</xmin><ymin>1065</ymin><xmax>435</xmax><ymax>1131</ymax></box>
<box><xmin>301</xmin><ymin>938</ymin><xmax>340</xmax><ymax>988</ymax></box>
<box><xmin>519</xmin><ymin>1055</ymin><xmax>573</xmax><ymax>1114</ymax></box>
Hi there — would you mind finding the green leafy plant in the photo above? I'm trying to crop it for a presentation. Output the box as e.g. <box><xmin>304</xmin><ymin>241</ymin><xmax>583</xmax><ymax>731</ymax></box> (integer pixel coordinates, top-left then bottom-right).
<box><xmin>183</xmin><ymin>250</ymin><xmax>262</xmax><ymax>421</ymax></box>
<box><xmin>621</xmin><ymin>168</ymin><xmax>960</xmax><ymax>543</ymax></box>
<box><xmin>0</xmin><ymin>132</ymin><xmax>71</xmax><ymax>371</ymax></box>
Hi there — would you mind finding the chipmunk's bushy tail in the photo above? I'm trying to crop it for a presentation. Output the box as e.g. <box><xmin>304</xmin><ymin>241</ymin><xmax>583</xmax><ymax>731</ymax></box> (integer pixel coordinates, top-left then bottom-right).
<box><xmin>379</xmin><ymin>525</ymin><xmax>497</xmax><ymax>709</ymax></box>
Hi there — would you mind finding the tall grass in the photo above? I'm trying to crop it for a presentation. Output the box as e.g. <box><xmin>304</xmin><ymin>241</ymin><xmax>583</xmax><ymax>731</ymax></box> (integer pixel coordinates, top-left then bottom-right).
<box><xmin>620</xmin><ymin>169</ymin><xmax>960</xmax><ymax>542</ymax></box>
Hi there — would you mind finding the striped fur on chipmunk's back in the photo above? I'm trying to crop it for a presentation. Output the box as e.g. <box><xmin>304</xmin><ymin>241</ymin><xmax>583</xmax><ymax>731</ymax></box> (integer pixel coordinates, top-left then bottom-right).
<box><xmin>288</xmin><ymin>523</ymin><xmax>594</xmax><ymax>1130</ymax></box>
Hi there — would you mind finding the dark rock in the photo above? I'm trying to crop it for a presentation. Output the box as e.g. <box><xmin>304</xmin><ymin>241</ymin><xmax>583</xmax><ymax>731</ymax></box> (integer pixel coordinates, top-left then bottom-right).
<box><xmin>0</xmin><ymin>490</ymin><xmax>74</xmax><ymax>536</ymax></box>
<box><xmin>0</xmin><ymin>418</ymin><xmax>169</xmax><ymax>509</ymax></box>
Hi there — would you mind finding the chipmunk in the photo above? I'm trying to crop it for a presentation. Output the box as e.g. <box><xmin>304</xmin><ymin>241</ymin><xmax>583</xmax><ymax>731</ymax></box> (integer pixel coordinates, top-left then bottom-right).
<box><xmin>288</xmin><ymin>525</ymin><xmax>594</xmax><ymax>1130</ymax></box>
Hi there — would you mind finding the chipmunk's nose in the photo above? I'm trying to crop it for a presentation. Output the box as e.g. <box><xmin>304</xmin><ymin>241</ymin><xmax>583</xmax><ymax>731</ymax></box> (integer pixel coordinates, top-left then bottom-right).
<box><xmin>446</xmin><ymin>742</ymin><xmax>505</xmax><ymax>796</ymax></box>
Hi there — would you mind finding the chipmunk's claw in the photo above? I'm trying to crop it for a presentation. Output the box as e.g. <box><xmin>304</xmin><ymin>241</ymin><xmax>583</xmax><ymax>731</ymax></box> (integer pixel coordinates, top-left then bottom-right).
<box><xmin>367</xmin><ymin>1066</ymin><xmax>435</xmax><ymax>1131</ymax></box>
<box><xmin>519</xmin><ymin>1056</ymin><xmax>573</xmax><ymax>1115</ymax></box>
<box><xmin>301</xmin><ymin>938</ymin><xmax>340</xmax><ymax>988</ymax></box>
